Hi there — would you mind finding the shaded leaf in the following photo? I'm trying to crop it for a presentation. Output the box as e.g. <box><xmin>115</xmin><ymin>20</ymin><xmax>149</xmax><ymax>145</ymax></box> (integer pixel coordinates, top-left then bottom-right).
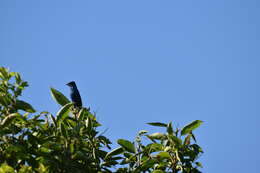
<box><xmin>14</xmin><ymin>72</ymin><xmax>22</xmax><ymax>84</ymax></box>
<box><xmin>138</xmin><ymin>130</ymin><xmax>148</xmax><ymax>136</ymax></box>
<box><xmin>181</xmin><ymin>120</ymin><xmax>203</xmax><ymax>136</ymax></box>
<box><xmin>0</xmin><ymin>95</ymin><xmax>12</xmax><ymax>106</ymax></box>
<box><xmin>196</xmin><ymin>162</ymin><xmax>203</xmax><ymax>168</ymax></box>
<box><xmin>60</xmin><ymin>123</ymin><xmax>68</xmax><ymax>138</ymax></box>
<box><xmin>16</xmin><ymin>100</ymin><xmax>36</xmax><ymax>113</ymax></box>
<box><xmin>167</xmin><ymin>122</ymin><xmax>173</xmax><ymax>134</ymax></box>
<box><xmin>168</xmin><ymin>135</ymin><xmax>182</xmax><ymax>146</ymax></box>
<box><xmin>20</xmin><ymin>81</ymin><xmax>28</xmax><ymax>88</ymax></box>
<box><xmin>152</xmin><ymin>170</ymin><xmax>165</xmax><ymax>173</ymax></box>
<box><xmin>147</xmin><ymin>122</ymin><xmax>167</xmax><ymax>127</ymax></box>
<box><xmin>191</xmin><ymin>132</ymin><xmax>197</xmax><ymax>142</ymax></box>
<box><xmin>50</xmin><ymin>114</ymin><xmax>57</xmax><ymax>127</ymax></box>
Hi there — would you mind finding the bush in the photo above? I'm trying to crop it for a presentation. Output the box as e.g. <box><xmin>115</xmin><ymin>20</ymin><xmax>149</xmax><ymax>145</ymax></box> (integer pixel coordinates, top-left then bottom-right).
<box><xmin>0</xmin><ymin>67</ymin><xmax>203</xmax><ymax>173</ymax></box>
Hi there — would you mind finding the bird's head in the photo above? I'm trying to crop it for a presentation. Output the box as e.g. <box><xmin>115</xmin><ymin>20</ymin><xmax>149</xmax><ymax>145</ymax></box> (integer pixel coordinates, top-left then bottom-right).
<box><xmin>66</xmin><ymin>81</ymin><xmax>77</xmax><ymax>88</ymax></box>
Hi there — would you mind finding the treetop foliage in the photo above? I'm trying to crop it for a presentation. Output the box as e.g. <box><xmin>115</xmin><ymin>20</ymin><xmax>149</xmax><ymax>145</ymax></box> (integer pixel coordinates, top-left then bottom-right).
<box><xmin>0</xmin><ymin>67</ymin><xmax>203</xmax><ymax>173</ymax></box>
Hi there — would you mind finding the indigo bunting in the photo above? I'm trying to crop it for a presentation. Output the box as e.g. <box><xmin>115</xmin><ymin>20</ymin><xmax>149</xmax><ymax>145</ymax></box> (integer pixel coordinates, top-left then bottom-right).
<box><xmin>66</xmin><ymin>81</ymin><xmax>82</xmax><ymax>107</ymax></box>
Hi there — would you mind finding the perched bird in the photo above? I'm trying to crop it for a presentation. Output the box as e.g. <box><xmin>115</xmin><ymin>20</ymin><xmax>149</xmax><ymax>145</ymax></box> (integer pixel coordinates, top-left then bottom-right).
<box><xmin>66</xmin><ymin>81</ymin><xmax>82</xmax><ymax>108</ymax></box>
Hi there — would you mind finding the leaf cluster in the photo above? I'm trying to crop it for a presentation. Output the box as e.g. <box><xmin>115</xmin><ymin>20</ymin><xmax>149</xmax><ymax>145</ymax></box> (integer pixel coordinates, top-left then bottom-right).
<box><xmin>106</xmin><ymin>121</ymin><xmax>203</xmax><ymax>173</ymax></box>
<box><xmin>0</xmin><ymin>67</ymin><xmax>203</xmax><ymax>173</ymax></box>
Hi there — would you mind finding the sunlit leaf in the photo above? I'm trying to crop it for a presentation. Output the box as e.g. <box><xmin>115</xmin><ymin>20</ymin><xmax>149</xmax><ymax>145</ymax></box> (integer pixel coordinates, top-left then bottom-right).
<box><xmin>85</xmin><ymin>117</ymin><xmax>92</xmax><ymax>131</ymax></box>
<box><xmin>144</xmin><ymin>143</ymin><xmax>163</xmax><ymax>154</ymax></box>
<box><xmin>0</xmin><ymin>162</ymin><xmax>14</xmax><ymax>172</ymax></box>
<box><xmin>50</xmin><ymin>87</ymin><xmax>70</xmax><ymax>106</ymax></box>
<box><xmin>156</xmin><ymin>151</ymin><xmax>171</xmax><ymax>159</ymax></box>
<box><xmin>117</xmin><ymin>139</ymin><xmax>135</xmax><ymax>153</ymax></box>
<box><xmin>181</xmin><ymin>120</ymin><xmax>203</xmax><ymax>136</ymax></box>
<box><xmin>50</xmin><ymin>114</ymin><xmax>57</xmax><ymax>127</ymax></box>
<box><xmin>0</xmin><ymin>113</ymin><xmax>21</xmax><ymax>128</ymax></box>
<box><xmin>14</xmin><ymin>72</ymin><xmax>22</xmax><ymax>84</ymax></box>
<box><xmin>78</xmin><ymin>108</ymin><xmax>87</xmax><ymax>121</ymax></box>
<box><xmin>56</xmin><ymin>102</ymin><xmax>73</xmax><ymax>123</ymax></box>
<box><xmin>105</xmin><ymin>147</ymin><xmax>124</xmax><ymax>159</ymax></box>
<box><xmin>147</xmin><ymin>132</ymin><xmax>165</xmax><ymax>140</ymax></box>
<box><xmin>184</xmin><ymin>134</ymin><xmax>191</xmax><ymax>145</ymax></box>
<box><xmin>0</xmin><ymin>67</ymin><xmax>9</xmax><ymax>80</ymax></box>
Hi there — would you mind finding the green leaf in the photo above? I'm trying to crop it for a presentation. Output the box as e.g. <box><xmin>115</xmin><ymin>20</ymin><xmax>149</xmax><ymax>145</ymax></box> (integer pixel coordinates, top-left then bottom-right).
<box><xmin>0</xmin><ymin>162</ymin><xmax>15</xmax><ymax>173</ymax></box>
<box><xmin>191</xmin><ymin>132</ymin><xmax>197</xmax><ymax>142</ymax></box>
<box><xmin>0</xmin><ymin>95</ymin><xmax>12</xmax><ymax>106</ymax></box>
<box><xmin>14</xmin><ymin>72</ymin><xmax>22</xmax><ymax>84</ymax></box>
<box><xmin>16</xmin><ymin>100</ymin><xmax>36</xmax><ymax>113</ymax></box>
<box><xmin>20</xmin><ymin>81</ymin><xmax>28</xmax><ymax>87</ymax></box>
<box><xmin>0</xmin><ymin>86</ymin><xmax>6</xmax><ymax>92</ymax></box>
<box><xmin>50</xmin><ymin>114</ymin><xmax>57</xmax><ymax>127</ymax></box>
<box><xmin>50</xmin><ymin>87</ymin><xmax>70</xmax><ymax>106</ymax></box>
<box><xmin>37</xmin><ymin>163</ymin><xmax>48</xmax><ymax>173</ymax></box>
<box><xmin>167</xmin><ymin>122</ymin><xmax>173</xmax><ymax>134</ymax></box>
<box><xmin>181</xmin><ymin>120</ymin><xmax>203</xmax><ymax>136</ymax></box>
<box><xmin>70</xmin><ymin>143</ymin><xmax>75</xmax><ymax>153</ymax></box>
<box><xmin>85</xmin><ymin>117</ymin><xmax>92</xmax><ymax>131</ymax></box>
<box><xmin>56</xmin><ymin>102</ymin><xmax>73</xmax><ymax>123</ymax></box>
<box><xmin>0</xmin><ymin>67</ymin><xmax>9</xmax><ymax>80</ymax></box>
<box><xmin>150</xmin><ymin>143</ymin><xmax>163</xmax><ymax>151</ymax></box>
<box><xmin>147</xmin><ymin>132</ymin><xmax>165</xmax><ymax>140</ymax></box>
<box><xmin>152</xmin><ymin>170</ymin><xmax>165</xmax><ymax>173</ymax></box>
<box><xmin>156</xmin><ymin>151</ymin><xmax>171</xmax><ymax>159</ymax></box>
<box><xmin>168</xmin><ymin>135</ymin><xmax>182</xmax><ymax>146</ymax></box>
<box><xmin>105</xmin><ymin>147</ymin><xmax>124</xmax><ymax>159</ymax></box>
<box><xmin>98</xmin><ymin>135</ymin><xmax>112</xmax><ymax>145</ymax></box>
<box><xmin>184</xmin><ymin>134</ymin><xmax>191</xmax><ymax>145</ymax></box>
<box><xmin>60</xmin><ymin>123</ymin><xmax>68</xmax><ymax>138</ymax></box>
<box><xmin>117</xmin><ymin>139</ymin><xmax>135</xmax><ymax>153</ymax></box>
<box><xmin>0</xmin><ymin>113</ymin><xmax>21</xmax><ymax>128</ymax></box>
<box><xmin>18</xmin><ymin>165</ymin><xmax>33</xmax><ymax>173</ymax></box>
<box><xmin>78</xmin><ymin>108</ymin><xmax>87</xmax><ymax>121</ymax></box>
<box><xmin>195</xmin><ymin>162</ymin><xmax>203</xmax><ymax>168</ymax></box>
<box><xmin>147</xmin><ymin>122</ymin><xmax>167</xmax><ymax>127</ymax></box>
<box><xmin>145</xmin><ymin>143</ymin><xmax>163</xmax><ymax>153</ymax></box>
<box><xmin>138</xmin><ymin>130</ymin><xmax>148</xmax><ymax>136</ymax></box>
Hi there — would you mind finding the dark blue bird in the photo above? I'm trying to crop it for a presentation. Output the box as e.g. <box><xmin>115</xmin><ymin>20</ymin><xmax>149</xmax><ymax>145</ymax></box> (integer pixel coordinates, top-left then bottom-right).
<box><xmin>66</xmin><ymin>81</ymin><xmax>82</xmax><ymax>108</ymax></box>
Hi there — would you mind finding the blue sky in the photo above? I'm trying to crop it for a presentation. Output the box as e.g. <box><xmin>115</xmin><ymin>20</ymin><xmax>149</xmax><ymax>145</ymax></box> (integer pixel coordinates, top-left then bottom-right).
<box><xmin>1</xmin><ymin>1</ymin><xmax>260</xmax><ymax>172</ymax></box>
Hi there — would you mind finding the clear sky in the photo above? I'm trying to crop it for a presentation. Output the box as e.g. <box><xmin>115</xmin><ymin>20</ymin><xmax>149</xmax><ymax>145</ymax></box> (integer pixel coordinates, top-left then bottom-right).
<box><xmin>1</xmin><ymin>1</ymin><xmax>259</xmax><ymax>172</ymax></box>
